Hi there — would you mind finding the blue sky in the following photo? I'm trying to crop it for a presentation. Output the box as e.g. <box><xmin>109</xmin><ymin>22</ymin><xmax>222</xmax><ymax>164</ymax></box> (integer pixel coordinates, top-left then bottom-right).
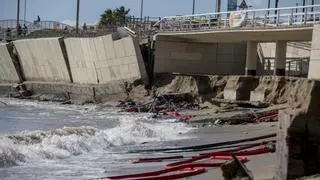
<box><xmin>0</xmin><ymin>0</ymin><xmax>313</xmax><ymax>25</ymax></box>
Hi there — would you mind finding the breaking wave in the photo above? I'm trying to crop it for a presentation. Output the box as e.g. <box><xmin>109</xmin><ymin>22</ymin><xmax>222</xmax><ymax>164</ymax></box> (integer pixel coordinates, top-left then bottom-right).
<box><xmin>0</xmin><ymin>115</ymin><xmax>192</xmax><ymax>168</ymax></box>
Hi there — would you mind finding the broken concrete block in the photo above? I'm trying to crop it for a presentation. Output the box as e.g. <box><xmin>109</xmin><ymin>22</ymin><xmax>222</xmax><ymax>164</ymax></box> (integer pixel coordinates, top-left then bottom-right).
<box><xmin>223</xmin><ymin>76</ymin><xmax>259</xmax><ymax>101</ymax></box>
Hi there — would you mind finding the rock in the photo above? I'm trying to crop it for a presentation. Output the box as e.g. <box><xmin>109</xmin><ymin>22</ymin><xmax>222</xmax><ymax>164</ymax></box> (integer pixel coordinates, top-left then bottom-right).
<box><xmin>214</xmin><ymin>119</ymin><xmax>223</xmax><ymax>126</ymax></box>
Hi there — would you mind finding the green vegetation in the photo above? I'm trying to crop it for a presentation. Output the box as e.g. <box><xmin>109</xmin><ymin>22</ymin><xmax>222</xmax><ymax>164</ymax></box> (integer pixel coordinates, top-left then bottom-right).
<box><xmin>98</xmin><ymin>6</ymin><xmax>130</xmax><ymax>28</ymax></box>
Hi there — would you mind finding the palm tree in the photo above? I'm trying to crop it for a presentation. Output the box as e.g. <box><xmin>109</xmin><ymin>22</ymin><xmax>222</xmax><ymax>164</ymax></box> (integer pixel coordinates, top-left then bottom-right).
<box><xmin>114</xmin><ymin>6</ymin><xmax>130</xmax><ymax>25</ymax></box>
<box><xmin>99</xmin><ymin>9</ymin><xmax>114</xmax><ymax>27</ymax></box>
<box><xmin>98</xmin><ymin>6</ymin><xmax>130</xmax><ymax>28</ymax></box>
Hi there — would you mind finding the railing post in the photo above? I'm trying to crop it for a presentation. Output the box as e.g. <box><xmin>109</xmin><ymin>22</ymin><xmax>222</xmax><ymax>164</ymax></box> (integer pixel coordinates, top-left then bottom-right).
<box><xmin>252</xmin><ymin>11</ymin><xmax>256</xmax><ymax>27</ymax></box>
<box><xmin>313</xmin><ymin>7</ymin><xmax>316</xmax><ymax>24</ymax></box>
<box><xmin>288</xmin><ymin>61</ymin><xmax>291</xmax><ymax>75</ymax></box>
<box><xmin>300</xmin><ymin>59</ymin><xmax>303</xmax><ymax>76</ymax></box>
<box><xmin>264</xmin><ymin>13</ymin><xmax>267</xmax><ymax>27</ymax></box>
<box><xmin>276</xmin><ymin>9</ymin><xmax>280</xmax><ymax>26</ymax></box>
<box><xmin>290</xmin><ymin>8</ymin><xmax>294</xmax><ymax>25</ymax></box>
<box><xmin>304</xmin><ymin>8</ymin><xmax>308</xmax><ymax>25</ymax></box>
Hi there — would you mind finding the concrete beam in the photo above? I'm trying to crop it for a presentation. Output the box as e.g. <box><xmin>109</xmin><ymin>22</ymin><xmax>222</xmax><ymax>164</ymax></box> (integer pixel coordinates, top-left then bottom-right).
<box><xmin>245</xmin><ymin>41</ymin><xmax>258</xmax><ymax>76</ymax></box>
<box><xmin>157</xmin><ymin>27</ymin><xmax>313</xmax><ymax>43</ymax></box>
<box><xmin>274</xmin><ymin>40</ymin><xmax>287</xmax><ymax>76</ymax></box>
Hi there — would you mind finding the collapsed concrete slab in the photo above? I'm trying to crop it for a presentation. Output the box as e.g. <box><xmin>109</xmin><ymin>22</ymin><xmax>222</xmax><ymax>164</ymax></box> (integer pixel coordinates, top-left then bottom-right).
<box><xmin>223</xmin><ymin>76</ymin><xmax>259</xmax><ymax>101</ymax></box>
<box><xmin>13</xmin><ymin>38</ymin><xmax>72</xmax><ymax>82</ymax></box>
<box><xmin>0</xmin><ymin>43</ymin><xmax>20</xmax><ymax>83</ymax></box>
<box><xmin>64</xmin><ymin>35</ymin><xmax>148</xmax><ymax>84</ymax></box>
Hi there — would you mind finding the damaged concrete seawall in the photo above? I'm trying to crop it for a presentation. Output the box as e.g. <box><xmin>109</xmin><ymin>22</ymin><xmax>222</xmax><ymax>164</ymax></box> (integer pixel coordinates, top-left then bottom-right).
<box><xmin>153</xmin><ymin>74</ymin><xmax>317</xmax><ymax>106</ymax></box>
<box><xmin>64</xmin><ymin>34</ymin><xmax>148</xmax><ymax>84</ymax></box>
<box><xmin>0</xmin><ymin>35</ymin><xmax>147</xmax><ymax>102</ymax></box>
<box><xmin>0</xmin><ymin>43</ymin><xmax>20</xmax><ymax>83</ymax></box>
<box><xmin>13</xmin><ymin>38</ymin><xmax>72</xmax><ymax>82</ymax></box>
<box><xmin>0</xmin><ymin>43</ymin><xmax>21</xmax><ymax>96</ymax></box>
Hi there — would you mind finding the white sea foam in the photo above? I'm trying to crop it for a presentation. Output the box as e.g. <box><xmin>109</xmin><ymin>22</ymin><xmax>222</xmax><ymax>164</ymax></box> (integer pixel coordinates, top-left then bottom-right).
<box><xmin>0</xmin><ymin>114</ymin><xmax>193</xmax><ymax>168</ymax></box>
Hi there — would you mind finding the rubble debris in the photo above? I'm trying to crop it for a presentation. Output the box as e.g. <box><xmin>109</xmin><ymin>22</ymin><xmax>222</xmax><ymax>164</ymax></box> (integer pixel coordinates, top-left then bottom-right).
<box><xmin>253</xmin><ymin>112</ymin><xmax>278</xmax><ymax>122</ymax></box>
<box><xmin>221</xmin><ymin>153</ymin><xmax>254</xmax><ymax>180</ymax></box>
<box><xmin>214</xmin><ymin>119</ymin><xmax>223</xmax><ymax>126</ymax></box>
<box><xmin>190</xmin><ymin>109</ymin><xmax>281</xmax><ymax>125</ymax></box>
<box><xmin>212</xmin><ymin>98</ymin><xmax>270</xmax><ymax>108</ymax></box>
<box><xmin>117</xmin><ymin>93</ymin><xmax>199</xmax><ymax>114</ymax></box>
<box><xmin>298</xmin><ymin>175</ymin><xmax>320</xmax><ymax>180</ymax></box>
<box><xmin>0</xmin><ymin>100</ymin><xmax>7</xmax><ymax>106</ymax></box>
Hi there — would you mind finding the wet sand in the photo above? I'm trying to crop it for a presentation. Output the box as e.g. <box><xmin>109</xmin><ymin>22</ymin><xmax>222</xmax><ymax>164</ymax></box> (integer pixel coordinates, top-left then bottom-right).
<box><xmin>106</xmin><ymin>122</ymin><xmax>277</xmax><ymax>180</ymax></box>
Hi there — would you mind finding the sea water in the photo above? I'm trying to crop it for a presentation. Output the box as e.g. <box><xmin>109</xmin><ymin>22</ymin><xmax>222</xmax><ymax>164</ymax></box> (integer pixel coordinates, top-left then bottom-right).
<box><xmin>0</xmin><ymin>98</ymin><xmax>194</xmax><ymax>180</ymax></box>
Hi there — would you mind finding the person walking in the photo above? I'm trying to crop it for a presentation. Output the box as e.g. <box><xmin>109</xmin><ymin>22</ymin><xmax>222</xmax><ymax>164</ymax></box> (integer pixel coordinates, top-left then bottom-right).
<box><xmin>22</xmin><ymin>24</ymin><xmax>28</xmax><ymax>36</ymax></box>
<box><xmin>17</xmin><ymin>24</ymin><xmax>22</xmax><ymax>36</ymax></box>
<box><xmin>83</xmin><ymin>23</ymin><xmax>87</xmax><ymax>33</ymax></box>
<box><xmin>6</xmin><ymin>28</ymin><xmax>12</xmax><ymax>41</ymax></box>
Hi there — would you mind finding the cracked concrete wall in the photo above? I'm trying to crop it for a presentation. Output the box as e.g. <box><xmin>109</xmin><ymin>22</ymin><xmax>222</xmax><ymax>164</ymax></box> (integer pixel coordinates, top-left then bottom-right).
<box><xmin>0</xmin><ymin>43</ymin><xmax>20</xmax><ymax>83</ymax></box>
<box><xmin>13</xmin><ymin>38</ymin><xmax>71</xmax><ymax>82</ymax></box>
<box><xmin>64</xmin><ymin>35</ymin><xmax>147</xmax><ymax>84</ymax></box>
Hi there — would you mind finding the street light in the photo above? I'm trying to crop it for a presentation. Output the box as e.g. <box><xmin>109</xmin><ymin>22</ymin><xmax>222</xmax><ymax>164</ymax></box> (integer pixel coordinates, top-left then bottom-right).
<box><xmin>76</xmin><ymin>0</ymin><xmax>80</xmax><ymax>33</ymax></box>
<box><xmin>267</xmin><ymin>0</ymin><xmax>271</xmax><ymax>16</ymax></box>
<box><xmin>192</xmin><ymin>0</ymin><xmax>195</xmax><ymax>15</ymax></box>
<box><xmin>140</xmin><ymin>0</ymin><xmax>144</xmax><ymax>22</ymax></box>
<box><xmin>274</xmin><ymin>0</ymin><xmax>279</xmax><ymax>23</ymax></box>
<box><xmin>24</xmin><ymin>0</ymin><xmax>27</xmax><ymax>22</ymax></box>
<box><xmin>17</xmin><ymin>0</ymin><xmax>20</xmax><ymax>28</ymax></box>
<box><xmin>216</xmin><ymin>0</ymin><xmax>221</xmax><ymax>13</ymax></box>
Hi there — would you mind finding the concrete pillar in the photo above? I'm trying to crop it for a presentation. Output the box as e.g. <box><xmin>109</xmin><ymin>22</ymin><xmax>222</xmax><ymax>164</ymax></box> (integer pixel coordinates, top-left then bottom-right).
<box><xmin>308</xmin><ymin>24</ymin><xmax>320</xmax><ymax>79</ymax></box>
<box><xmin>245</xmin><ymin>41</ymin><xmax>258</xmax><ymax>76</ymax></box>
<box><xmin>274</xmin><ymin>40</ymin><xmax>287</xmax><ymax>76</ymax></box>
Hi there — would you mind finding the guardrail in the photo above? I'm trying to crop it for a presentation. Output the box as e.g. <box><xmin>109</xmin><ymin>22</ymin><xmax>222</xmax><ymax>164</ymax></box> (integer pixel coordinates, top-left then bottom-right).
<box><xmin>263</xmin><ymin>57</ymin><xmax>309</xmax><ymax>77</ymax></box>
<box><xmin>158</xmin><ymin>5</ymin><xmax>320</xmax><ymax>32</ymax></box>
<box><xmin>0</xmin><ymin>20</ymin><xmax>73</xmax><ymax>30</ymax></box>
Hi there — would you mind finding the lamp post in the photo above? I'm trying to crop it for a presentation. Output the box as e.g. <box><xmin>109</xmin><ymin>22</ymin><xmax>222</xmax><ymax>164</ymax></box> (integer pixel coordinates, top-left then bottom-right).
<box><xmin>192</xmin><ymin>0</ymin><xmax>195</xmax><ymax>15</ymax></box>
<box><xmin>76</xmin><ymin>0</ymin><xmax>80</xmax><ymax>33</ymax></box>
<box><xmin>140</xmin><ymin>0</ymin><xmax>144</xmax><ymax>22</ymax></box>
<box><xmin>267</xmin><ymin>0</ymin><xmax>271</xmax><ymax>16</ymax></box>
<box><xmin>274</xmin><ymin>0</ymin><xmax>279</xmax><ymax>23</ymax></box>
<box><xmin>24</xmin><ymin>0</ymin><xmax>26</xmax><ymax>23</ymax></box>
<box><xmin>17</xmin><ymin>0</ymin><xmax>20</xmax><ymax>28</ymax></box>
<box><xmin>216</xmin><ymin>0</ymin><xmax>221</xmax><ymax>13</ymax></box>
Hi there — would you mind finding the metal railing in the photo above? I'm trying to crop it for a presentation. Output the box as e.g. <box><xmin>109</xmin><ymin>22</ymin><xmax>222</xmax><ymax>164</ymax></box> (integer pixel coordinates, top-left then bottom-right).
<box><xmin>0</xmin><ymin>18</ymin><xmax>158</xmax><ymax>42</ymax></box>
<box><xmin>263</xmin><ymin>57</ymin><xmax>309</xmax><ymax>77</ymax></box>
<box><xmin>0</xmin><ymin>19</ymin><xmax>73</xmax><ymax>31</ymax></box>
<box><xmin>0</xmin><ymin>19</ymin><xmax>74</xmax><ymax>40</ymax></box>
<box><xmin>158</xmin><ymin>4</ymin><xmax>320</xmax><ymax>32</ymax></box>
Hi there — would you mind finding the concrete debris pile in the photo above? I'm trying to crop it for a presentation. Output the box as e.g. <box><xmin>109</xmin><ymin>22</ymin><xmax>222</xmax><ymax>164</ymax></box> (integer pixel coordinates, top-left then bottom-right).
<box><xmin>153</xmin><ymin>74</ymin><xmax>228</xmax><ymax>105</ymax></box>
<box><xmin>117</xmin><ymin>93</ymin><xmax>198</xmax><ymax>121</ymax></box>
